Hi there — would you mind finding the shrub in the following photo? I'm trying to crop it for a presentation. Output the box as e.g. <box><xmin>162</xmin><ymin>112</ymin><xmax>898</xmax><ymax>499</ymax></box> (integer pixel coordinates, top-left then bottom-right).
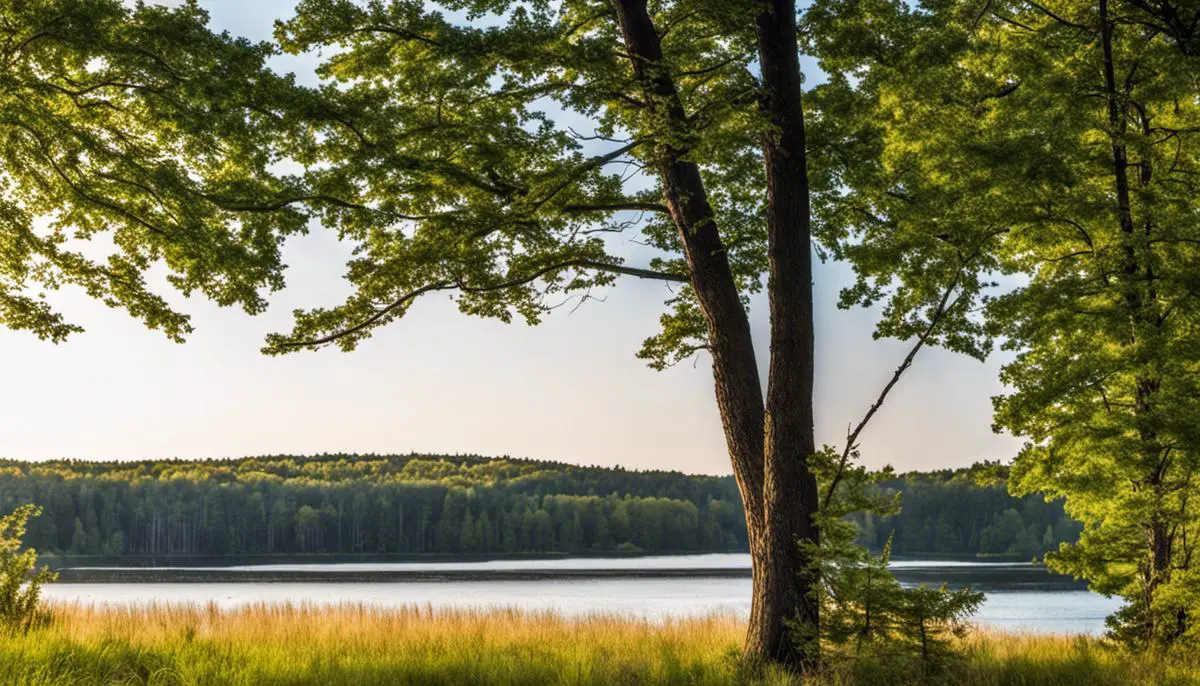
<box><xmin>0</xmin><ymin>504</ymin><xmax>57</xmax><ymax>633</ymax></box>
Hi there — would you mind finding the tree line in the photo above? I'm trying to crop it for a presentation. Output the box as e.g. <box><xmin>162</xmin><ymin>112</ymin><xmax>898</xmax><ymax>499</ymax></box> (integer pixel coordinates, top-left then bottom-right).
<box><xmin>0</xmin><ymin>454</ymin><xmax>748</xmax><ymax>557</ymax></box>
<box><xmin>0</xmin><ymin>454</ymin><xmax>1073</xmax><ymax>560</ymax></box>
<box><xmin>853</xmin><ymin>464</ymin><xmax>1081</xmax><ymax>560</ymax></box>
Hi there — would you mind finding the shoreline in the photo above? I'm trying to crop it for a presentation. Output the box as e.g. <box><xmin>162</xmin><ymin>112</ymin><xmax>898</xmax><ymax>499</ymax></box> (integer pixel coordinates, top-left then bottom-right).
<box><xmin>53</xmin><ymin>567</ymin><xmax>754</xmax><ymax>583</ymax></box>
<box><xmin>41</xmin><ymin>550</ymin><xmax>1032</xmax><ymax>569</ymax></box>
<box><xmin>50</xmin><ymin>563</ymin><xmax>1088</xmax><ymax>589</ymax></box>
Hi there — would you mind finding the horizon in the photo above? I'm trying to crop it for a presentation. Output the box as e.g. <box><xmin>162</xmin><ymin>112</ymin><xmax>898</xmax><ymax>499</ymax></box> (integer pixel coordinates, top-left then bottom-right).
<box><xmin>0</xmin><ymin>449</ymin><xmax>1003</xmax><ymax>478</ymax></box>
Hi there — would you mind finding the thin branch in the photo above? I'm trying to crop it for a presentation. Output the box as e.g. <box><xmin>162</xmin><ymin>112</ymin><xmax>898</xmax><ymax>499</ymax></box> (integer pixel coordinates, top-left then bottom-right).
<box><xmin>991</xmin><ymin>11</ymin><xmax>1039</xmax><ymax>31</ymax></box>
<box><xmin>971</xmin><ymin>0</ymin><xmax>995</xmax><ymax>31</ymax></box>
<box><xmin>823</xmin><ymin>274</ymin><xmax>963</xmax><ymax>509</ymax></box>
<box><xmin>675</xmin><ymin>58</ymin><xmax>735</xmax><ymax>78</ymax></box>
<box><xmin>278</xmin><ymin>258</ymin><xmax>686</xmax><ymax>349</ymax></box>
<box><xmin>1025</xmin><ymin>1</ymin><xmax>1091</xmax><ymax>30</ymax></box>
<box><xmin>344</xmin><ymin>24</ymin><xmax>443</xmax><ymax>48</ymax></box>
<box><xmin>561</xmin><ymin>201</ymin><xmax>668</xmax><ymax>214</ymax></box>
<box><xmin>458</xmin><ymin>259</ymin><xmax>686</xmax><ymax>291</ymax></box>
<box><xmin>527</xmin><ymin>140</ymin><xmax>642</xmax><ymax>212</ymax></box>
<box><xmin>202</xmin><ymin>193</ymin><xmax>409</xmax><ymax>216</ymax></box>
<box><xmin>277</xmin><ymin>280</ymin><xmax>454</xmax><ymax>349</ymax></box>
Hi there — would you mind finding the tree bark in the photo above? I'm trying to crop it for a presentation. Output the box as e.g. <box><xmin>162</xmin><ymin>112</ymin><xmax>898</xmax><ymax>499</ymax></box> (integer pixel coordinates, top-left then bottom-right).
<box><xmin>751</xmin><ymin>0</ymin><xmax>821</xmax><ymax>669</ymax></box>
<box><xmin>611</xmin><ymin>0</ymin><xmax>819</xmax><ymax>671</ymax></box>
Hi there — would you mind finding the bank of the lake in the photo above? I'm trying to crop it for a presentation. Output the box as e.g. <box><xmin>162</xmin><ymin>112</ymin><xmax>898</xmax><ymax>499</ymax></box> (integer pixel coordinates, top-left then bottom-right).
<box><xmin>6</xmin><ymin>604</ymin><xmax>1196</xmax><ymax>685</ymax></box>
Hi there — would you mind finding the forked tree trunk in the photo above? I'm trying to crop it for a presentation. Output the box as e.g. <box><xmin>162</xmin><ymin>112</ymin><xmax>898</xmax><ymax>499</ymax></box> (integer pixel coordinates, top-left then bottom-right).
<box><xmin>611</xmin><ymin>0</ymin><xmax>819</xmax><ymax>671</ymax></box>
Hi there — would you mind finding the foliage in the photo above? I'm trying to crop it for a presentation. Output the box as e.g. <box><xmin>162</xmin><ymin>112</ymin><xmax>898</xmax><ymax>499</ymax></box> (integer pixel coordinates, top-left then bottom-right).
<box><xmin>804</xmin><ymin>0</ymin><xmax>1200</xmax><ymax>651</ymax></box>
<box><xmin>0</xmin><ymin>454</ymin><xmax>1075</xmax><ymax>560</ymax></box>
<box><xmin>259</xmin><ymin>0</ymin><xmax>769</xmax><ymax>362</ymax></box>
<box><xmin>0</xmin><ymin>505</ymin><xmax>56</xmax><ymax>633</ymax></box>
<box><xmin>0</xmin><ymin>0</ymin><xmax>312</xmax><ymax>340</ymax></box>
<box><xmin>852</xmin><ymin>464</ymin><xmax>1081</xmax><ymax>559</ymax></box>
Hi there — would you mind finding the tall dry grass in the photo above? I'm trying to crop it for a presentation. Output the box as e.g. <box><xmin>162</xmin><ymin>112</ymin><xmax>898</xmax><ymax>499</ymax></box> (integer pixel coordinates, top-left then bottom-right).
<box><xmin>1</xmin><ymin>603</ymin><xmax>765</xmax><ymax>685</ymax></box>
<box><xmin>0</xmin><ymin>603</ymin><xmax>1194</xmax><ymax>685</ymax></box>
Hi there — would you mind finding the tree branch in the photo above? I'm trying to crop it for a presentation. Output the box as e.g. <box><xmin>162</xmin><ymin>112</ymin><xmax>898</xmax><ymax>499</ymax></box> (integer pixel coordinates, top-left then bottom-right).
<box><xmin>823</xmin><ymin>273</ymin><xmax>963</xmax><ymax>509</ymax></box>
<box><xmin>343</xmin><ymin>25</ymin><xmax>442</xmax><ymax>48</ymax></box>
<box><xmin>277</xmin><ymin>258</ymin><xmax>686</xmax><ymax>349</ymax></box>
<box><xmin>1025</xmin><ymin>1</ymin><xmax>1091</xmax><ymax>30</ymax></box>
<box><xmin>561</xmin><ymin>201</ymin><xmax>668</xmax><ymax>214</ymax></box>
<box><xmin>527</xmin><ymin>140</ymin><xmax>643</xmax><ymax>212</ymax></box>
<box><xmin>278</xmin><ymin>281</ymin><xmax>456</xmax><ymax>349</ymax></box>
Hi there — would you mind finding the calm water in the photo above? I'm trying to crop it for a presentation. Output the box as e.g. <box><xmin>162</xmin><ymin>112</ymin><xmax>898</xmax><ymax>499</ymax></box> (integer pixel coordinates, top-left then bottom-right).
<box><xmin>45</xmin><ymin>555</ymin><xmax>1123</xmax><ymax>635</ymax></box>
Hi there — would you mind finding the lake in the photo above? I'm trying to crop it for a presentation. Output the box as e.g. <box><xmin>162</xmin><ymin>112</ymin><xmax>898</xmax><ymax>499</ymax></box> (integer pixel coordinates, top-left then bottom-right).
<box><xmin>43</xmin><ymin>554</ymin><xmax>1122</xmax><ymax>635</ymax></box>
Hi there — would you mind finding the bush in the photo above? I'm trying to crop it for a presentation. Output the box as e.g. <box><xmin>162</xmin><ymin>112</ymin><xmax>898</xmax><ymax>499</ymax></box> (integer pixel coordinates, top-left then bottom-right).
<box><xmin>0</xmin><ymin>504</ymin><xmax>57</xmax><ymax>633</ymax></box>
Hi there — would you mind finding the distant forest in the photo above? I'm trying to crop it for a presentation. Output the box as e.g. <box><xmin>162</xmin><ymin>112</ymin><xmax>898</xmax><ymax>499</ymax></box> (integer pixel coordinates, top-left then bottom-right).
<box><xmin>853</xmin><ymin>465</ymin><xmax>1082</xmax><ymax>560</ymax></box>
<box><xmin>0</xmin><ymin>455</ymin><xmax>1078</xmax><ymax>559</ymax></box>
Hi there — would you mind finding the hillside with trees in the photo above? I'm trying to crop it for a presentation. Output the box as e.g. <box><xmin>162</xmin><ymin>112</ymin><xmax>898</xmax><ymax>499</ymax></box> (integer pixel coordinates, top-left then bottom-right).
<box><xmin>0</xmin><ymin>455</ymin><xmax>1075</xmax><ymax>561</ymax></box>
<box><xmin>0</xmin><ymin>454</ymin><xmax>748</xmax><ymax>558</ymax></box>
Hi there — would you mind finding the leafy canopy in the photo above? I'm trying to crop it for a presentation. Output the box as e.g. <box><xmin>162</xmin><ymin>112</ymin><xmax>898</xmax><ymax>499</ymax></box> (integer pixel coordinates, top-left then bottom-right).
<box><xmin>259</xmin><ymin>0</ymin><xmax>789</xmax><ymax>366</ymax></box>
<box><xmin>0</xmin><ymin>0</ymin><xmax>310</xmax><ymax>341</ymax></box>
<box><xmin>806</xmin><ymin>0</ymin><xmax>1200</xmax><ymax>647</ymax></box>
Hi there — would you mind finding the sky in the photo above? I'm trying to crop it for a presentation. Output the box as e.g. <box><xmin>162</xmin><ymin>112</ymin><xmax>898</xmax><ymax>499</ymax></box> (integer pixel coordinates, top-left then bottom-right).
<box><xmin>0</xmin><ymin>0</ymin><xmax>1023</xmax><ymax>475</ymax></box>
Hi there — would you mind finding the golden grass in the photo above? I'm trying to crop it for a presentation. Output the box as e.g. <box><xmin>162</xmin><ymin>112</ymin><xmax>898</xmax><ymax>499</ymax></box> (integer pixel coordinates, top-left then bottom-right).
<box><xmin>5</xmin><ymin>603</ymin><xmax>762</xmax><ymax>685</ymax></box>
<box><xmin>0</xmin><ymin>603</ymin><xmax>1193</xmax><ymax>685</ymax></box>
<box><xmin>950</xmin><ymin>629</ymin><xmax>1200</xmax><ymax>686</ymax></box>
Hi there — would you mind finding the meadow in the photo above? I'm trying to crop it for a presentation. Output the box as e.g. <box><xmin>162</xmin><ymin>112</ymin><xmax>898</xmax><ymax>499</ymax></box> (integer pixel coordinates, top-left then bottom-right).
<box><xmin>0</xmin><ymin>604</ymin><xmax>1194</xmax><ymax>686</ymax></box>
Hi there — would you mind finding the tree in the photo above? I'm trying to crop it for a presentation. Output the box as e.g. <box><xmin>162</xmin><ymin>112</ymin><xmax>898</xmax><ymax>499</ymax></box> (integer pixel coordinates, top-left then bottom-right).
<box><xmin>69</xmin><ymin>517</ymin><xmax>86</xmax><ymax>554</ymax></box>
<box><xmin>1120</xmin><ymin>1</ymin><xmax>1200</xmax><ymax>56</ymax></box>
<box><xmin>806</xmin><ymin>0</ymin><xmax>1200</xmax><ymax>650</ymax></box>
<box><xmin>255</xmin><ymin>0</ymin><xmax>972</xmax><ymax>669</ymax></box>
<box><xmin>0</xmin><ymin>0</ymin><xmax>307</xmax><ymax>341</ymax></box>
<box><xmin>459</xmin><ymin>509</ymin><xmax>479</xmax><ymax>551</ymax></box>
<box><xmin>593</xmin><ymin>509</ymin><xmax>613</xmax><ymax>550</ymax></box>
<box><xmin>807</xmin><ymin>450</ymin><xmax>983</xmax><ymax>683</ymax></box>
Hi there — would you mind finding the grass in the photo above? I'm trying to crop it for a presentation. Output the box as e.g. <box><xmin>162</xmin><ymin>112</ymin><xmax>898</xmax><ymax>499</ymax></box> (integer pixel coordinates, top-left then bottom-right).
<box><xmin>0</xmin><ymin>604</ymin><xmax>1193</xmax><ymax>685</ymax></box>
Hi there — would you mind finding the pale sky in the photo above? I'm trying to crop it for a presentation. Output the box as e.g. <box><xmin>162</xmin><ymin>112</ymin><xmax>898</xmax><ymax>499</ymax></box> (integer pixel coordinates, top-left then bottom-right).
<box><xmin>0</xmin><ymin>1</ymin><xmax>1022</xmax><ymax>475</ymax></box>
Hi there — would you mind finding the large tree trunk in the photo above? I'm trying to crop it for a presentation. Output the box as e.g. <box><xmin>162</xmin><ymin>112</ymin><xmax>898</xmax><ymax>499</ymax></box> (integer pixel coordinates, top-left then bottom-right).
<box><xmin>750</xmin><ymin>0</ymin><xmax>821</xmax><ymax>669</ymax></box>
<box><xmin>611</xmin><ymin>0</ymin><xmax>819</xmax><ymax>671</ymax></box>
